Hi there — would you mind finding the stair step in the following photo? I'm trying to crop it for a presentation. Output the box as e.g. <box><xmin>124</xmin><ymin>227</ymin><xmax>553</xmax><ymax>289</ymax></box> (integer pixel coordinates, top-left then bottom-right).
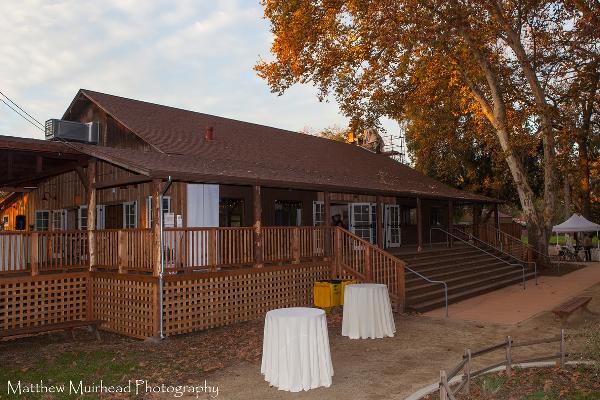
<box><xmin>406</xmin><ymin>262</ymin><xmax>516</xmax><ymax>286</ymax></box>
<box><xmin>406</xmin><ymin>265</ymin><xmax>525</xmax><ymax>293</ymax></box>
<box><xmin>406</xmin><ymin>269</ymin><xmax>530</xmax><ymax>305</ymax></box>
<box><xmin>400</xmin><ymin>248</ymin><xmax>484</xmax><ymax>264</ymax></box>
<box><xmin>407</xmin><ymin>274</ymin><xmax>536</xmax><ymax>313</ymax></box>
<box><xmin>406</xmin><ymin>254</ymin><xmax>502</xmax><ymax>271</ymax></box>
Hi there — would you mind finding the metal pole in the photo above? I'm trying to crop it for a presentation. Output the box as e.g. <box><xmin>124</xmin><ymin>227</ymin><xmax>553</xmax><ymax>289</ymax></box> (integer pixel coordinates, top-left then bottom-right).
<box><xmin>158</xmin><ymin>176</ymin><xmax>173</xmax><ymax>340</ymax></box>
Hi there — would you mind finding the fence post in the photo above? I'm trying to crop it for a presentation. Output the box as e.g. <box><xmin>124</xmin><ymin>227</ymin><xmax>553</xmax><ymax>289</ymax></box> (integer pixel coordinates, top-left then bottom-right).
<box><xmin>208</xmin><ymin>229</ymin><xmax>217</xmax><ymax>267</ymax></box>
<box><xmin>465</xmin><ymin>349</ymin><xmax>471</xmax><ymax>394</ymax></box>
<box><xmin>364</xmin><ymin>245</ymin><xmax>373</xmax><ymax>281</ymax></box>
<box><xmin>30</xmin><ymin>232</ymin><xmax>39</xmax><ymax>276</ymax></box>
<box><xmin>559</xmin><ymin>329</ymin><xmax>566</xmax><ymax>368</ymax></box>
<box><xmin>292</xmin><ymin>227</ymin><xmax>300</xmax><ymax>264</ymax></box>
<box><xmin>439</xmin><ymin>370</ymin><xmax>449</xmax><ymax>400</ymax></box>
<box><xmin>118</xmin><ymin>230</ymin><xmax>127</xmax><ymax>274</ymax></box>
<box><xmin>506</xmin><ymin>336</ymin><xmax>512</xmax><ymax>376</ymax></box>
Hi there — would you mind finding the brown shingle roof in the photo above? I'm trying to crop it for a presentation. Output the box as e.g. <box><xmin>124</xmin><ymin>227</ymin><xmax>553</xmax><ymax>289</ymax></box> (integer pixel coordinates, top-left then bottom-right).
<box><xmin>65</xmin><ymin>89</ymin><xmax>497</xmax><ymax>202</ymax></box>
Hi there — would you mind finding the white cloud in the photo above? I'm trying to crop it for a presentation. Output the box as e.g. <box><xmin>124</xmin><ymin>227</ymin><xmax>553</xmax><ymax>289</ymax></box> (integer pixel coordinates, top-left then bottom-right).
<box><xmin>0</xmin><ymin>0</ymin><xmax>399</xmax><ymax>141</ymax></box>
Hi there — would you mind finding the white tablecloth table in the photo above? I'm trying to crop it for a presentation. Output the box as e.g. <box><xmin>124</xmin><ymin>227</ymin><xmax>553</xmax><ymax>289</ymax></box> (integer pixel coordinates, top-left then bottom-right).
<box><xmin>342</xmin><ymin>283</ymin><xmax>396</xmax><ymax>339</ymax></box>
<box><xmin>261</xmin><ymin>307</ymin><xmax>333</xmax><ymax>392</ymax></box>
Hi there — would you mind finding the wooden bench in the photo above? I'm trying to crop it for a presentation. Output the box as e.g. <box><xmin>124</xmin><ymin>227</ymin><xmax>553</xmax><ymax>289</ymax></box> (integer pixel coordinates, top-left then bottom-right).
<box><xmin>0</xmin><ymin>320</ymin><xmax>103</xmax><ymax>341</ymax></box>
<box><xmin>552</xmin><ymin>297</ymin><xmax>593</xmax><ymax>326</ymax></box>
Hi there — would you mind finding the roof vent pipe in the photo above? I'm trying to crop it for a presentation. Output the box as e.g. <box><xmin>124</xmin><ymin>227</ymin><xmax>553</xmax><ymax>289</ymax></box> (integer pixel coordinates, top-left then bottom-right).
<box><xmin>205</xmin><ymin>126</ymin><xmax>214</xmax><ymax>141</ymax></box>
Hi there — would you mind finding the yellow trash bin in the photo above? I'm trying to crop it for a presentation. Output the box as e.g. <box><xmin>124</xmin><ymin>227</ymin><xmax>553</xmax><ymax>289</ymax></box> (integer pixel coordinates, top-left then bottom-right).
<box><xmin>313</xmin><ymin>280</ymin><xmax>342</xmax><ymax>309</ymax></box>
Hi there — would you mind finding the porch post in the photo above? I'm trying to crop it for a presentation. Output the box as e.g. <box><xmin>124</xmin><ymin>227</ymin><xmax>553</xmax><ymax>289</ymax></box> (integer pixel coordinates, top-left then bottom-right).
<box><xmin>493</xmin><ymin>203</ymin><xmax>500</xmax><ymax>230</ymax></box>
<box><xmin>473</xmin><ymin>203</ymin><xmax>482</xmax><ymax>239</ymax></box>
<box><xmin>417</xmin><ymin>196</ymin><xmax>423</xmax><ymax>252</ymax></box>
<box><xmin>324</xmin><ymin>191</ymin><xmax>332</xmax><ymax>257</ymax></box>
<box><xmin>376</xmin><ymin>195</ymin><xmax>384</xmax><ymax>249</ymax></box>
<box><xmin>253</xmin><ymin>185</ymin><xmax>263</xmax><ymax>267</ymax></box>
<box><xmin>87</xmin><ymin>160</ymin><xmax>97</xmax><ymax>270</ymax></box>
<box><xmin>152</xmin><ymin>179</ymin><xmax>161</xmax><ymax>277</ymax></box>
<box><xmin>448</xmin><ymin>200</ymin><xmax>454</xmax><ymax>248</ymax></box>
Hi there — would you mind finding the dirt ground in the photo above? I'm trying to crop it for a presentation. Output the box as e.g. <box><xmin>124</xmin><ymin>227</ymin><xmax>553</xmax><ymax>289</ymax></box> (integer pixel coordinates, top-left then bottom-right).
<box><xmin>1</xmin><ymin>276</ymin><xmax>599</xmax><ymax>400</ymax></box>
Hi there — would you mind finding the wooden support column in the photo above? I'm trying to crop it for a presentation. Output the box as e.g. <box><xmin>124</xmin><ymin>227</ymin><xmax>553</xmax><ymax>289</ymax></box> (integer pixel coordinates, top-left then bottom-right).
<box><xmin>473</xmin><ymin>203</ymin><xmax>482</xmax><ymax>239</ymax></box>
<box><xmin>324</xmin><ymin>191</ymin><xmax>331</xmax><ymax>257</ymax></box>
<box><xmin>253</xmin><ymin>185</ymin><xmax>263</xmax><ymax>267</ymax></box>
<box><xmin>292</xmin><ymin>227</ymin><xmax>300</xmax><ymax>264</ymax></box>
<box><xmin>152</xmin><ymin>179</ymin><xmax>162</xmax><ymax>277</ymax></box>
<box><xmin>87</xmin><ymin>160</ymin><xmax>97</xmax><ymax>270</ymax></box>
<box><xmin>493</xmin><ymin>203</ymin><xmax>500</xmax><ymax>230</ymax></box>
<box><xmin>416</xmin><ymin>196</ymin><xmax>423</xmax><ymax>252</ymax></box>
<box><xmin>376</xmin><ymin>195</ymin><xmax>384</xmax><ymax>249</ymax></box>
<box><xmin>30</xmin><ymin>232</ymin><xmax>39</xmax><ymax>276</ymax></box>
<box><xmin>448</xmin><ymin>200</ymin><xmax>454</xmax><ymax>248</ymax></box>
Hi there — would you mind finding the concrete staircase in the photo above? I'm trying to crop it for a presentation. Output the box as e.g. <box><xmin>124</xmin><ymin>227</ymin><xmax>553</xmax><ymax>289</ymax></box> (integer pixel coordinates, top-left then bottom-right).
<box><xmin>395</xmin><ymin>244</ymin><xmax>536</xmax><ymax>313</ymax></box>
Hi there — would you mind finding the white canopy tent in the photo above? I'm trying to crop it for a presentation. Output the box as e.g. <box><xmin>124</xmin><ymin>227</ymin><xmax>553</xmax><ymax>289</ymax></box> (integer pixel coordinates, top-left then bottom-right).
<box><xmin>553</xmin><ymin>213</ymin><xmax>600</xmax><ymax>249</ymax></box>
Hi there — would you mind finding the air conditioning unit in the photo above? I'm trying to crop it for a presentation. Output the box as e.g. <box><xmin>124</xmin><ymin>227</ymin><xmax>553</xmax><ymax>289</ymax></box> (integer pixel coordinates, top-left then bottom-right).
<box><xmin>45</xmin><ymin>119</ymin><xmax>99</xmax><ymax>144</ymax></box>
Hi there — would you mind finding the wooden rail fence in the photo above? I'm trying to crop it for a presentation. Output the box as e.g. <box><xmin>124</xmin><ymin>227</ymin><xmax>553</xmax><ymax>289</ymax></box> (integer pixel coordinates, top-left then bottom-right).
<box><xmin>439</xmin><ymin>329</ymin><xmax>569</xmax><ymax>400</ymax></box>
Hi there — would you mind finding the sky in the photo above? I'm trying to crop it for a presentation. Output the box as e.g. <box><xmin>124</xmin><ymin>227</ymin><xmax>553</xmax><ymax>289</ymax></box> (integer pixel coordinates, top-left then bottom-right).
<box><xmin>0</xmin><ymin>0</ymin><xmax>398</xmax><ymax>142</ymax></box>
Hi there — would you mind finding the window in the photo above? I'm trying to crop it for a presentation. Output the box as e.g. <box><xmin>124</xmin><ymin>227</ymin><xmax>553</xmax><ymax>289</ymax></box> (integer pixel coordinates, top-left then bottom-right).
<box><xmin>402</xmin><ymin>207</ymin><xmax>417</xmax><ymax>225</ymax></box>
<box><xmin>51</xmin><ymin>209</ymin><xmax>67</xmax><ymax>230</ymax></box>
<box><xmin>78</xmin><ymin>206</ymin><xmax>106</xmax><ymax>230</ymax></box>
<box><xmin>123</xmin><ymin>202</ymin><xmax>138</xmax><ymax>229</ymax></box>
<box><xmin>313</xmin><ymin>201</ymin><xmax>324</xmax><ymax>226</ymax></box>
<box><xmin>146</xmin><ymin>196</ymin><xmax>171</xmax><ymax>227</ymax></box>
<box><xmin>35</xmin><ymin>210</ymin><xmax>50</xmax><ymax>231</ymax></box>
<box><xmin>78</xmin><ymin>206</ymin><xmax>88</xmax><ymax>230</ymax></box>
<box><xmin>274</xmin><ymin>200</ymin><xmax>302</xmax><ymax>226</ymax></box>
<box><xmin>219</xmin><ymin>198</ymin><xmax>244</xmax><ymax>227</ymax></box>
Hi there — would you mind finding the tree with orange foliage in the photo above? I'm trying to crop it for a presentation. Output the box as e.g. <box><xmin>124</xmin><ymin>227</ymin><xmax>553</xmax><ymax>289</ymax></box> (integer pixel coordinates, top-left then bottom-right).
<box><xmin>256</xmin><ymin>0</ymin><xmax>598</xmax><ymax>255</ymax></box>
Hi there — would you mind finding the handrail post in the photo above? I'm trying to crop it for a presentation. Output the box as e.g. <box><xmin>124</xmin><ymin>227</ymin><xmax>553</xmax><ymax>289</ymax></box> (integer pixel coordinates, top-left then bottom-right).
<box><xmin>292</xmin><ymin>226</ymin><xmax>300</xmax><ymax>264</ymax></box>
<box><xmin>364</xmin><ymin>245</ymin><xmax>373</xmax><ymax>281</ymax></box>
<box><xmin>439</xmin><ymin>370</ymin><xmax>449</xmax><ymax>400</ymax></box>
<box><xmin>506</xmin><ymin>336</ymin><xmax>512</xmax><ymax>376</ymax></box>
<box><xmin>118</xmin><ymin>230</ymin><xmax>128</xmax><ymax>274</ymax></box>
<box><xmin>208</xmin><ymin>228</ymin><xmax>217</xmax><ymax>267</ymax></box>
<box><xmin>30</xmin><ymin>232</ymin><xmax>39</xmax><ymax>276</ymax></box>
<box><xmin>396</xmin><ymin>262</ymin><xmax>405</xmax><ymax>313</ymax></box>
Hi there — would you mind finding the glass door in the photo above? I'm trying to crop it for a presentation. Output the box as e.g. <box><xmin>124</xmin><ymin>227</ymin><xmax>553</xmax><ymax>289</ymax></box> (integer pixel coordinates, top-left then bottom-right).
<box><xmin>350</xmin><ymin>203</ymin><xmax>373</xmax><ymax>243</ymax></box>
<box><xmin>385</xmin><ymin>205</ymin><xmax>401</xmax><ymax>247</ymax></box>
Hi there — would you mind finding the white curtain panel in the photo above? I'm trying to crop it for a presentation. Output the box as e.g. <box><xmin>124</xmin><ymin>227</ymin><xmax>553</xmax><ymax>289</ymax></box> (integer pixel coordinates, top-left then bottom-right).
<box><xmin>186</xmin><ymin>183</ymin><xmax>219</xmax><ymax>267</ymax></box>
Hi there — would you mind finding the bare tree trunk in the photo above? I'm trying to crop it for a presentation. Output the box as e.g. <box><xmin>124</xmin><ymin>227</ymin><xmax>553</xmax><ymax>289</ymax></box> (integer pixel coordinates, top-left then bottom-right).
<box><xmin>486</xmin><ymin>0</ymin><xmax>559</xmax><ymax>254</ymax></box>
<box><xmin>457</xmin><ymin>27</ymin><xmax>546</xmax><ymax>255</ymax></box>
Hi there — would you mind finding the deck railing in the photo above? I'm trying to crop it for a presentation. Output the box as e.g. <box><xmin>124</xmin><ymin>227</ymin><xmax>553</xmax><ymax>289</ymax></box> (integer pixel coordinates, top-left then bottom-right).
<box><xmin>36</xmin><ymin>230</ymin><xmax>90</xmax><ymax>272</ymax></box>
<box><xmin>0</xmin><ymin>226</ymin><xmax>338</xmax><ymax>276</ymax></box>
<box><xmin>334</xmin><ymin>227</ymin><xmax>406</xmax><ymax>312</ymax></box>
<box><xmin>0</xmin><ymin>231</ymin><xmax>31</xmax><ymax>273</ymax></box>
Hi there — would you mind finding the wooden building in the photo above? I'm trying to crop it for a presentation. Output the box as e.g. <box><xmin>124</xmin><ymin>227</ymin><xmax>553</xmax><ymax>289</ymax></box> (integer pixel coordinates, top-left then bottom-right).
<box><xmin>0</xmin><ymin>90</ymin><xmax>517</xmax><ymax>340</ymax></box>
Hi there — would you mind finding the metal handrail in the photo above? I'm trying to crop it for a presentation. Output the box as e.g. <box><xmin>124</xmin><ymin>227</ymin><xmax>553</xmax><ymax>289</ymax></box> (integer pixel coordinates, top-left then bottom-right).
<box><xmin>455</xmin><ymin>226</ymin><xmax>538</xmax><ymax>285</ymax></box>
<box><xmin>480</xmin><ymin>223</ymin><xmax>551</xmax><ymax>267</ymax></box>
<box><xmin>404</xmin><ymin>265</ymin><xmax>449</xmax><ymax>318</ymax></box>
<box><xmin>430</xmin><ymin>227</ymin><xmax>529</xmax><ymax>289</ymax></box>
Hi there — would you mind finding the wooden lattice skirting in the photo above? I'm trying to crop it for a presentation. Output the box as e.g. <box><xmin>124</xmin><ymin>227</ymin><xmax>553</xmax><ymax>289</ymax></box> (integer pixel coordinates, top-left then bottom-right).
<box><xmin>1</xmin><ymin>262</ymin><xmax>331</xmax><ymax>339</ymax></box>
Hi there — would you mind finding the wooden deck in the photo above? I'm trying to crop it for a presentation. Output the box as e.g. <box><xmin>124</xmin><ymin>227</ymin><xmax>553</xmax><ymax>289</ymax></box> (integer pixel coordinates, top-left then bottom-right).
<box><xmin>0</xmin><ymin>226</ymin><xmax>408</xmax><ymax>339</ymax></box>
